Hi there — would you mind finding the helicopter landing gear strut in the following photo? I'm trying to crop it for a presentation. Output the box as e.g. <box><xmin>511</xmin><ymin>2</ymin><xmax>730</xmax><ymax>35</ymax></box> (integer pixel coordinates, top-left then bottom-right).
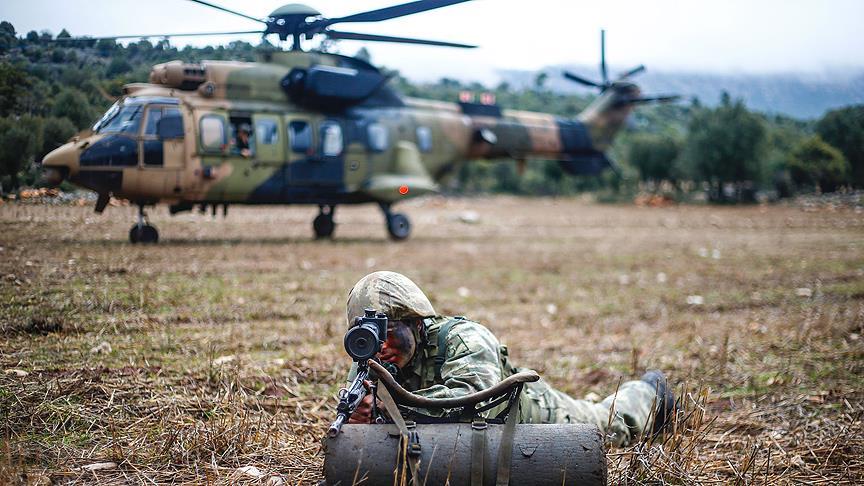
<box><xmin>129</xmin><ymin>204</ymin><xmax>159</xmax><ymax>244</ymax></box>
<box><xmin>380</xmin><ymin>203</ymin><xmax>411</xmax><ymax>241</ymax></box>
<box><xmin>313</xmin><ymin>205</ymin><xmax>336</xmax><ymax>239</ymax></box>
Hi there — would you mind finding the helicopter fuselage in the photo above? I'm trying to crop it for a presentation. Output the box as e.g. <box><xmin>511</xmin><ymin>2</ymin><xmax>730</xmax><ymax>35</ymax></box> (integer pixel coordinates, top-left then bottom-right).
<box><xmin>42</xmin><ymin>50</ymin><xmax>631</xmax><ymax>240</ymax></box>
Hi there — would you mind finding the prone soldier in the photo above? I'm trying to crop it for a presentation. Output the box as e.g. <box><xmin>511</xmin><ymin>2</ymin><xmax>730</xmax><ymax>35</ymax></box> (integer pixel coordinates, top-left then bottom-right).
<box><xmin>343</xmin><ymin>271</ymin><xmax>678</xmax><ymax>447</ymax></box>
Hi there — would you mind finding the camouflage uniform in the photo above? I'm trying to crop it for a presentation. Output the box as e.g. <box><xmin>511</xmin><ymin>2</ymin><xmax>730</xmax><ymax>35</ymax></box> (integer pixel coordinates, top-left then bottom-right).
<box><xmin>347</xmin><ymin>271</ymin><xmax>660</xmax><ymax>447</ymax></box>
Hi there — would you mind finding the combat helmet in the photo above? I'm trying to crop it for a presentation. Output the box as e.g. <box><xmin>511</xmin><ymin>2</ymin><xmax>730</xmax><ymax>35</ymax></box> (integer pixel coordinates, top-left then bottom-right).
<box><xmin>347</xmin><ymin>271</ymin><xmax>436</xmax><ymax>325</ymax></box>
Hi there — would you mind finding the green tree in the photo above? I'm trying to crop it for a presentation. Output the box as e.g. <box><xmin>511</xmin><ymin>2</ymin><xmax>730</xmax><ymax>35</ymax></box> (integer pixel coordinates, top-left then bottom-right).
<box><xmin>51</xmin><ymin>88</ymin><xmax>95</xmax><ymax>129</ymax></box>
<box><xmin>787</xmin><ymin>136</ymin><xmax>849</xmax><ymax>193</ymax></box>
<box><xmin>96</xmin><ymin>38</ymin><xmax>116</xmax><ymax>56</ymax></box>
<box><xmin>628</xmin><ymin>133</ymin><xmax>681</xmax><ymax>183</ymax></box>
<box><xmin>25</xmin><ymin>30</ymin><xmax>39</xmax><ymax>43</ymax></box>
<box><xmin>0</xmin><ymin>116</ymin><xmax>42</xmax><ymax>191</ymax></box>
<box><xmin>354</xmin><ymin>47</ymin><xmax>372</xmax><ymax>64</ymax></box>
<box><xmin>816</xmin><ymin>105</ymin><xmax>864</xmax><ymax>187</ymax></box>
<box><xmin>40</xmin><ymin>116</ymin><xmax>77</xmax><ymax>160</ymax></box>
<box><xmin>679</xmin><ymin>93</ymin><xmax>766</xmax><ymax>201</ymax></box>
<box><xmin>534</xmin><ymin>72</ymin><xmax>548</xmax><ymax>90</ymax></box>
<box><xmin>106</xmin><ymin>57</ymin><xmax>132</xmax><ymax>76</ymax></box>
<box><xmin>0</xmin><ymin>21</ymin><xmax>16</xmax><ymax>52</ymax></box>
<box><xmin>50</xmin><ymin>49</ymin><xmax>66</xmax><ymax>63</ymax></box>
<box><xmin>0</xmin><ymin>62</ymin><xmax>32</xmax><ymax>116</ymax></box>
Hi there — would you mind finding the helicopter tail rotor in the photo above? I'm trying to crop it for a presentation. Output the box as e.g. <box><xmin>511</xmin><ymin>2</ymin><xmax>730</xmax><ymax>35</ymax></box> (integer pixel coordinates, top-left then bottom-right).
<box><xmin>563</xmin><ymin>71</ymin><xmax>603</xmax><ymax>89</ymax></box>
<box><xmin>562</xmin><ymin>30</ymin><xmax>677</xmax><ymax>105</ymax></box>
<box><xmin>617</xmin><ymin>64</ymin><xmax>646</xmax><ymax>80</ymax></box>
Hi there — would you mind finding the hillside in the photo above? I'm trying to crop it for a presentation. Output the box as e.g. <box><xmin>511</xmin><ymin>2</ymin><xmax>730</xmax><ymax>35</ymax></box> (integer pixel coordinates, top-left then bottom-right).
<box><xmin>501</xmin><ymin>66</ymin><xmax>864</xmax><ymax>119</ymax></box>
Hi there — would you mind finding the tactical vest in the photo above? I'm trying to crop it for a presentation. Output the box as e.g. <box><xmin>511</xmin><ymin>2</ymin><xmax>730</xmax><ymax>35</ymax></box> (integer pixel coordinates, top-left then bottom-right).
<box><xmin>427</xmin><ymin>316</ymin><xmax>519</xmax><ymax>384</ymax></box>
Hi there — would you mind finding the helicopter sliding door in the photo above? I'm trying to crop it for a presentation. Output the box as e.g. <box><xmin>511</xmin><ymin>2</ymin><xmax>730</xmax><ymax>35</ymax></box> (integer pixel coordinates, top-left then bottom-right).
<box><xmin>286</xmin><ymin>117</ymin><xmax>345</xmax><ymax>190</ymax></box>
<box><xmin>123</xmin><ymin>104</ymin><xmax>185</xmax><ymax>198</ymax></box>
<box><xmin>252</xmin><ymin>114</ymin><xmax>284</xmax><ymax>164</ymax></box>
<box><xmin>219</xmin><ymin>112</ymin><xmax>287</xmax><ymax>202</ymax></box>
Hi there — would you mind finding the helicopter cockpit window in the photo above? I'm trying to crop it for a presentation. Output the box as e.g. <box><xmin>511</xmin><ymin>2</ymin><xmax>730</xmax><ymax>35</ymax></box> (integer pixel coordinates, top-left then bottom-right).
<box><xmin>94</xmin><ymin>103</ymin><xmax>144</xmax><ymax>135</ymax></box>
<box><xmin>416</xmin><ymin>126</ymin><xmax>433</xmax><ymax>153</ymax></box>
<box><xmin>289</xmin><ymin>121</ymin><xmax>311</xmax><ymax>153</ymax></box>
<box><xmin>367</xmin><ymin>123</ymin><xmax>388</xmax><ymax>152</ymax></box>
<box><xmin>320</xmin><ymin>121</ymin><xmax>343</xmax><ymax>157</ymax></box>
<box><xmin>256</xmin><ymin>120</ymin><xmax>279</xmax><ymax>145</ymax></box>
<box><xmin>200</xmin><ymin>115</ymin><xmax>226</xmax><ymax>152</ymax></box>
<box><xmin>92</xmin><ymin>101</ymin><xmax>119</xmax><ymax>132</ymax></box>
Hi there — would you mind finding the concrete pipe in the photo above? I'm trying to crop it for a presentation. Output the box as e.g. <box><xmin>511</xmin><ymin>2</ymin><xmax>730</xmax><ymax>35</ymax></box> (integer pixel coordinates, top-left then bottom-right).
<box><xmin>324</xmin><ymin>423</ymin><xmax>607</xmax><ymax>486</ymax></box>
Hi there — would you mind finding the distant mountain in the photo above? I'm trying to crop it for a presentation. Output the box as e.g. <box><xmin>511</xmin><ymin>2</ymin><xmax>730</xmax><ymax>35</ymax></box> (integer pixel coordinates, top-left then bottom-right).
<box><xmin>498</xmin><ymin>66</ymin><xmax>864</xmax><ymax>119</ymax></box>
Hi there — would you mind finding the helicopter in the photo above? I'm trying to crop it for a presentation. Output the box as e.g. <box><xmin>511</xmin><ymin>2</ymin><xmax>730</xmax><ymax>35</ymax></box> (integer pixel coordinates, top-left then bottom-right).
<box><xmin>42</xmin><ymin>0</ymin><xmax>677</xmax><ymax>243</ymax></box>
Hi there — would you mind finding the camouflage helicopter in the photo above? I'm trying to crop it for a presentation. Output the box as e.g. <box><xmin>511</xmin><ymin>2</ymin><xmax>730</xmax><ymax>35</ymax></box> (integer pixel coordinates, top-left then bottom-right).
<box><xmin>42</xmin><ymin>0</ymin><xmax>676</xmax><ymax>243</ymax></box>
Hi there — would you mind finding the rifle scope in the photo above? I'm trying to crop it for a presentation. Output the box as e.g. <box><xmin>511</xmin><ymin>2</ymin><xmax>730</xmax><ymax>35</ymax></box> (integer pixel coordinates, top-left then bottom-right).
<box><xmin>344</xmin><ymin>309</ymin><xmax>388</xmax><ymax>361</ymax></box>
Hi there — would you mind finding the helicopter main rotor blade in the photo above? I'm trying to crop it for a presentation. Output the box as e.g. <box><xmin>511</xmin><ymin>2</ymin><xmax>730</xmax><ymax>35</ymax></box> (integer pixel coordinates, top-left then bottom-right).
<box><xmin>326</xmin><ymin>30</ymin><xmax>476</xmax><ymax>48</ymax></box>
<box><xmin>186</xmin><ymin>0</ymin><xmax>265</xmax><ymax>23</ymax></box>
<box><xmin>53</xmin><ymin>30</ymin><xmax>265</xmax><ymax>41</ymax></box>
<box><xmin>563</xmin><ymin>71</ymin><xmax>603</xmax><ymax>88</ymax></box>
<box><xmin>322</xmin><ymin>0</ymin><xmax>472</xmax><ymax>26</ymax></box>
<box><xmin>628</xmin><ymin>95</ymin><xmax>681</xmax><ymax>104</ymax></box>
<box><xmin>618</xmin><ymin>65</ymin><xmax>645</xmax><ymax>80</ymax></box>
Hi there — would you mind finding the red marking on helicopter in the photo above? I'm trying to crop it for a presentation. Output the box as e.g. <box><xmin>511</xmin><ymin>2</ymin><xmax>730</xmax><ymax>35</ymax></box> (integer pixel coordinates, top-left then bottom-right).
<box><xmin>399</xmin><ymin>185</ymin><xmax>409</xmax><ymax>195</ymax></box>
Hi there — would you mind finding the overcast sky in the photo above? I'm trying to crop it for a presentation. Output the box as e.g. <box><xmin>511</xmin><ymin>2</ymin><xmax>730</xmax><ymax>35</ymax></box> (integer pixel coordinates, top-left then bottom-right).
<box><xmin>4</xmin><ymin>0</ymin><xmax>864</xmax><ymax>83</ymax></box>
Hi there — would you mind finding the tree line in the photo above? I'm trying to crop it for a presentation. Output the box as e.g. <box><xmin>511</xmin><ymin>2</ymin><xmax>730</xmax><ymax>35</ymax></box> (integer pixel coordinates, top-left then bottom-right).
<box><xmin>1</xmin><ymin>21</ymin><xmax>862</xmax><ymax>202</ymax></box>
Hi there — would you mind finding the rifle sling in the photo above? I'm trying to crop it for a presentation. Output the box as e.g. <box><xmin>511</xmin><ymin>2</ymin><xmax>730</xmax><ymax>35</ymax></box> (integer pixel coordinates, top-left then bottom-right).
<box><xmin>495</xmin><ymin>391</ymin><xmax>520</xmax><ymax>486</ymax></box>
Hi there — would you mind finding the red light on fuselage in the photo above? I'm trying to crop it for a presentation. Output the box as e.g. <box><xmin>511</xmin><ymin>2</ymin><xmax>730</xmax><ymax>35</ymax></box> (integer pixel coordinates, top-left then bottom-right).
<box><xmin>399</xmin><ymin>185</ymin><xmax>409</xmax><ymax>195</ymax></box>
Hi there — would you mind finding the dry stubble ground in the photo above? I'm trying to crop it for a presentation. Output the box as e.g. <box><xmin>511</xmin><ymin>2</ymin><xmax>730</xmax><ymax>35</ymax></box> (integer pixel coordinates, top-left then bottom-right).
<box><xmin>0</xmin><ymin>196</ymin><xmax>862</xmax><ymax>484</ymax></box>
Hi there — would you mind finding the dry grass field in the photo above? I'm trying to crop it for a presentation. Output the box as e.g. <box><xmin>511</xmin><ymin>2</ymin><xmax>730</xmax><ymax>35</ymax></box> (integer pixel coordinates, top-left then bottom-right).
<box><xmin>1</xmin><ymin>196</ymin><xmax>862</xmax><ymax>484</ymax></box>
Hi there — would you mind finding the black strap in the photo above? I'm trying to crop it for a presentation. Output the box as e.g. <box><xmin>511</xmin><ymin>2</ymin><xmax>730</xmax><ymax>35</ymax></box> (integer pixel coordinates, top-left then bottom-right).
<box><xmin>495</xmin><ymin>385</ymin><xmax>521</xmax><ymax>486</ymax></box>
<box><xmin>471</xmin><ymin>420</ymin><xmax>487</xmax><ymax>486</ymax></box>
<box><xmin>434</xmin><ymin>317</ymin><xmax>464</xmax><ymax>382</ymax></box>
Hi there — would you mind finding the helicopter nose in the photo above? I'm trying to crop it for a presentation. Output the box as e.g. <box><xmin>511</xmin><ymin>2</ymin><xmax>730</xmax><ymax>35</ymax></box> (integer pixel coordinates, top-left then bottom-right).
<box><xmin>41</xmin><ymin>141</ymin><xmax>81</xmax><ymax>186</ymax></box>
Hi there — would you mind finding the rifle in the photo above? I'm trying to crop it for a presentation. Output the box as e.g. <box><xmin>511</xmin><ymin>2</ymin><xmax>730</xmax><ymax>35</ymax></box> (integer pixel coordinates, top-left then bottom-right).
<box><xmin>328</xmin><ymin>309</ymin><xmax>390</xmax><ymax>437</ymax></box>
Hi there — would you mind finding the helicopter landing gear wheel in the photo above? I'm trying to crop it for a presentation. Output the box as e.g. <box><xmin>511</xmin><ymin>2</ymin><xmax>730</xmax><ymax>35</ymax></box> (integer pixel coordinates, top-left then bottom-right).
<box><xmin>129</xmin><ymin>224</ymin><xmax>159</xmax><ymax>244</ymax></box>
<box><xmin>313</xmin><ymin>205</ymin><xmax>336</xmax><ymax>239</ymax></box>
<box><xmin>129</xmin><ymin>205</ymin><xmax>159</xmax><ymax>244</ymax></box>
<box><xmin>380</xmin><ymin>203</ymin><xmax>411</xmax><ymax>241</ymax></box>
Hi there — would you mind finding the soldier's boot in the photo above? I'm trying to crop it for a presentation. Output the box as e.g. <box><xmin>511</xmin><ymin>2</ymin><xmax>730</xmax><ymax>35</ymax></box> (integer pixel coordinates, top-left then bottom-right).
<box><xmin>640</xmin><ymin>370</ymin><xmax>679</xmax><ymax>435</ymax></box>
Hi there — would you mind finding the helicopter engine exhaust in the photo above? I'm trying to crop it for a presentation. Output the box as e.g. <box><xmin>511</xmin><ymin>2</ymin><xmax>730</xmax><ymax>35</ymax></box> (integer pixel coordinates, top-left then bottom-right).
<box><xmin>149</xmin><ymin>61</ymin><xmax>207</xmax><ymax>91</ymax></box>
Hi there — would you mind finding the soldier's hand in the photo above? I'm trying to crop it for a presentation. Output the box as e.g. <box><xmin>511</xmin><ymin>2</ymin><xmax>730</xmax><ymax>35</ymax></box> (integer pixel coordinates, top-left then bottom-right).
<box><xmin>348</xmin><ymin>380</ymin><xmax>376</xmax><ymax>424</ymax></box>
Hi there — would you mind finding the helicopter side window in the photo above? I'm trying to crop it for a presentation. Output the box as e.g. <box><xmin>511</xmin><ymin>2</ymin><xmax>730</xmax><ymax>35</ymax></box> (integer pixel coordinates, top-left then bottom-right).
<box><xmin>416</xmin><ymin>126</ymin><xmax>433</xmax><ymax>153</ymax></box>
<box><xmin>157</xmin><ymin>108</ymin><xmax>184</xmax><ymax>139</ymax></box>
<box><xmin>144</xmin><ymin>107</ymin><xmax>163</xmax><ymax>136</ymax></box>
<box><xmin>320</xmin><ymin>121</ymin><xmax>343</xmax><ymax>157</ymax></box>
<box><xmin>256</xmin><ymin>119</ymin><xmax>279</xmax><ymax>145</ymax></box>
<box><xmin>200</xmin><ymin>115</ymin><xmax>226</xmax><ymax>152</ymax></box>
<box><xmin>289</xmin><ymin>121</ymin><xmax>311</xmax><ymax>153</ymax></box>
<box><xmin>229</xmin><ymin>118</ymin><xmax>255</xmax><ymax>157</ymax></box>
<box><xmin>367</xmin><ymin>123</ymin><xmax>388</xmax><ymax>152</ymax></box>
